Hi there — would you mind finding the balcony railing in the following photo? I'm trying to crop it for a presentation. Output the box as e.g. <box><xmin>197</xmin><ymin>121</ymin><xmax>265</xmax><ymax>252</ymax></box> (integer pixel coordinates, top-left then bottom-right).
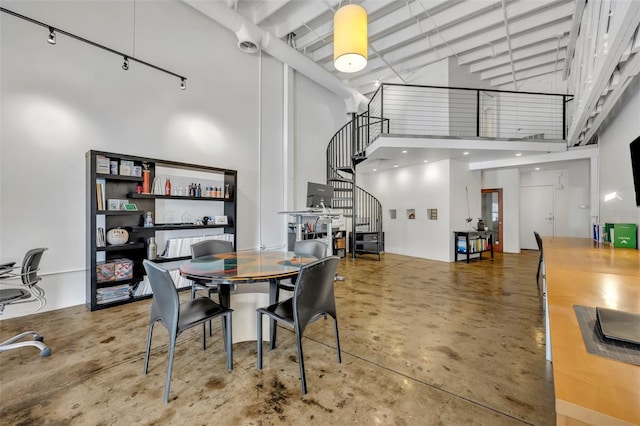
<box><xmin>368</xmin><ymin>83</ymin><xmax>572</xmax><ymax>142</ymax></box>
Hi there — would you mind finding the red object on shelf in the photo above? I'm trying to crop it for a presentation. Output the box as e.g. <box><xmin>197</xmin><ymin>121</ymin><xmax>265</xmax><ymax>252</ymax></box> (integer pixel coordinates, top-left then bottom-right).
<box><xmin>142</xmin><ymin>170</ymin><xmax>150</xmax><ymax>194</ymax></box>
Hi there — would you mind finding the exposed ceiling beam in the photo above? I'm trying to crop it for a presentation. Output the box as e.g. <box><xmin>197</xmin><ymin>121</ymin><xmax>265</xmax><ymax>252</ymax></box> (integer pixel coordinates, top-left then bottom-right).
<box><xmin>562</xmin><ymin>0</ymin><xmax>587</xmax><ymax>80</ymax></box>
<box><xmin>471</xmin><ymin>38</ymin><xmax>569</xmax><ymax>73</ymax></box>
<box><xmin>253</xmin><ymin>0</ymin><xmax>290</xmax><ymax>25</ymax></box>
<box><xmin>481</xmin><ymin>49</ymin><xmax>567</xmax><ymax>79</ymax></box>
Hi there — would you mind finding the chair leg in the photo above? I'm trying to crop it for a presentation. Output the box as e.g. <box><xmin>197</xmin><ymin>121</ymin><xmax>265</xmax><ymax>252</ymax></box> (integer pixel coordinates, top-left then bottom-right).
<box><xmin>225</xmin><ymin>312</ymin><xmax>233</xmax><ymax>372</ymax></box>
<box><xmin>0</xmin><ymin>331</ymin><xmax>51</xmax><ymax>357</ymax></box>
<box><xmin>143</xmin><ymin>322</ymin><xmax>155</xmax><ymax>375</ymax></box>
<box><xmin>333</xmin><ymin>316</ymin><xmax>342</xmax><ymax>364</ymax></box>
<box><xmin>221</xmin><ymin>317</ymin><xmax>228</xmax><ymax>352</ymax></box>
<box><xmin>295</xmin><ymin>327</ymin><xmax>307</xmax><ymax>395</ymax></box>
<box><xmin>164</xmin><ymin>336</ymin><xmax>177</xmax><ymax>404</ymax></box>
<box><xmin>202</xmin><ymin>322</ymin><xmax>207</xmax><ymax>351</ymax></box>
<box><xmin>256</xmin><ymin>311</ymin><xmax>263</xmax><ymax>370</ymax></box>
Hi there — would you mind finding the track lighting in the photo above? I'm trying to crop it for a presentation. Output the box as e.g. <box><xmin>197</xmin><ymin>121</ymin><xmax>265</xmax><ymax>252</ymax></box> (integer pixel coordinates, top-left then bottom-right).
<box><xmin>47</xmin><ymin>26</ymin><xmax>56</xmax><ymax>45</ymax></box>
<box><xmin>1</xmin><ymin>7</ymin><xmax>187</xmax><ymax>90</ymax></box>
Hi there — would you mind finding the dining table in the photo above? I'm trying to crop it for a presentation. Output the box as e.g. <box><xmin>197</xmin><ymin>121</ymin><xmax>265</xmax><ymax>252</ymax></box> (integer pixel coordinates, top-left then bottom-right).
<box><xmin>179</xmin><ymin>249</ymin><xmax>318</xmax><ymax>345</ymax></box>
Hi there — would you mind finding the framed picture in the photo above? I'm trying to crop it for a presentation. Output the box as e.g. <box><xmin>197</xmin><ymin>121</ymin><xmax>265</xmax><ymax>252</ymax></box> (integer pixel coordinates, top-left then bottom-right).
<box><xmin>407</xmin><ymin>209</ymin><xmax>415</xmax><ymax>219</ymax></box>
<box><xmin>118</xmin><ymin>199</ymin><xmax>129</xmax><ymax>210</ymax></box>
<box><xmin>214</xmin><ymin>215</ymin><xmax>228</xmax><ymax>225</ymax></box>
<box><xmin>132</xmin><ymin>166</ymin><xmax>142</xmax><ymax>177</ymax></box>
<box><xmin>107</xmin><ymin>199</ymin><xmax>120</xmax><ymax>211</ymax></box>
<box><xmin>123</xmin><ymin>203</ymin><xmax>138</xmax><ymax>211</ymax></box>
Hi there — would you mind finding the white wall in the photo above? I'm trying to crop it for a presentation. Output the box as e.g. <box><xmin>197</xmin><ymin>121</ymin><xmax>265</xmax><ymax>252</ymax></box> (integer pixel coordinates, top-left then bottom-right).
<box><xmin>598</xmin><ymin>77</ymin><xmax>640</xmax><ymax>227</ymax></box>
<box><xmin>0</xmin><ymin>1</ymin><xmax>344</xmax><ymax>318</ymax></box>
<box><xmin>359</xmin><ymin>159</ymin><xmax>480</xmax><ymax>262</ymax></box>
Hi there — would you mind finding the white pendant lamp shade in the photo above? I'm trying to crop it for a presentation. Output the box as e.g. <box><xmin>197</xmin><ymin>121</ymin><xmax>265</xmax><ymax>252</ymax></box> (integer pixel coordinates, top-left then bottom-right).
<box><xmin>333</xmin><ymin>4</ymin><xmax>368</xmax><ymax>73</ymax></box>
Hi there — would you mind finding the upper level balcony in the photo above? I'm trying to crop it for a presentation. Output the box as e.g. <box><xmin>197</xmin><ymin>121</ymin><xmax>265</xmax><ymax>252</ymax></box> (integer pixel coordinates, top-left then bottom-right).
<box><xmin>358</xmin><ymin>83</ymin><xmax>573</xmax><ymax>172</ymax></box>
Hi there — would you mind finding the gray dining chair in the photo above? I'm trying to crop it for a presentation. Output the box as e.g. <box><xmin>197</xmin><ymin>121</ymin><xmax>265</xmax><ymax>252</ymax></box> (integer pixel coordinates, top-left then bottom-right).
<box><xmin>257</xmin><ymin>256</ymin><xmax>341</xmax><ymax>395</ymax></box>
<box><xmin>534</xmin><ymin>231</ymin><xmax>544</xmax><ymax>287</ymax></box>
<box><xmin>277</xmin><ymin>239</ymin><xmax>328</xmax><ymax>295</ymax></box>
<box><xmin>190</xmin><ymin>239</ymin><xmax>234</xmax><ymax>299</ymax></box>
<box><xmin>142</xmin><ymin>260</ymin><xmax>233</xmax><ymax>403</ymax></box>
<box><xmin>191</xmin><ymin>239</ymin><xmax>234</xmax><ymax>337</ymax></box>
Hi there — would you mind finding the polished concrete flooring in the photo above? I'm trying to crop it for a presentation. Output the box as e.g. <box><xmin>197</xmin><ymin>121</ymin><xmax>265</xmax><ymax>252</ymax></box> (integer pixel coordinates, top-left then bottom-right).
<box><xmin>0</xmin><ymin>251</ymin><xmax>555</xmax><ymax>425</ymax></box>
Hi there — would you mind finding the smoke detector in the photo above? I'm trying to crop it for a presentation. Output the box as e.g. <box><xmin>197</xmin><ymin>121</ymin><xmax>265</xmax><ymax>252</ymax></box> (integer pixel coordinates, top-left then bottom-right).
<box><xmin>235</xmin><ymin>23</ymin><xmax>261</xmax><ymax>54</ymax></box>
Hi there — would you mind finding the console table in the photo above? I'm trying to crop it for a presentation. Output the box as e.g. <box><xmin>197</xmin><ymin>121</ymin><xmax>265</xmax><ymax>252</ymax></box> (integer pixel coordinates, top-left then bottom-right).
<box><xmin>453</xmin><ymin>231</ymin><xmax>493</xmax><ymax>263</ymax></box>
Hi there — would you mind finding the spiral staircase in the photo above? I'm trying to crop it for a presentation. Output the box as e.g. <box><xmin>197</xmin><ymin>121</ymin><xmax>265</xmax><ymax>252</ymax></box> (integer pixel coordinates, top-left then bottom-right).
<box><xmin>326</xmin><ymin>112</ymin><xmax>388</xmax><ymax>258</ymax></box>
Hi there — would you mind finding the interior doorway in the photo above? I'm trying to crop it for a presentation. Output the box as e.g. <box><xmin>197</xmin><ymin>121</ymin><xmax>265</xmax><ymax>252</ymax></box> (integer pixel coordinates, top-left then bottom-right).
<box><xmin>520</xmin><ymin>185</ymin><xmax>555</xmax><ymax>250</ymax></box>
<box><xmin>481</xmin><ymin>188</ymin><xmax>503</xmax><ymax>252</ymax></box>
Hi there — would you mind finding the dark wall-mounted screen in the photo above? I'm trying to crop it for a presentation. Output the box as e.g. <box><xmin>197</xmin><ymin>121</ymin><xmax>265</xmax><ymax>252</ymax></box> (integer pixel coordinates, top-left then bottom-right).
<box><xmin>631</xmin><ymin>135</ymin><xmax>640</xmax><ymax>207</ymax></box>
<box><xmin>306</xmin><ymin>182</ymin><xmax>333</xmax><ymax>208</ymax></box>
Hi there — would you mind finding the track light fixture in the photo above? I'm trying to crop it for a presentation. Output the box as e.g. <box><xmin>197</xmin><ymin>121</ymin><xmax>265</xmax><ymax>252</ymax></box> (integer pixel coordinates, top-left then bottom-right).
<box><xmin>1</xmin><ymin>7</ymin><xmax>187</xmax><ymax>90</ymax></box>
<box><xmin>47</xmin><ymin>26</ymin><xmax>56</xmax><ymax>45</ymax></box>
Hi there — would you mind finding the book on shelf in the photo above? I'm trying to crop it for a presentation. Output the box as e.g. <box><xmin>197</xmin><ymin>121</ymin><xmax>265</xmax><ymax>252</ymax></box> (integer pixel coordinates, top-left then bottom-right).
<box><xmin>96</xmin><ymin>155</ymin><xmax>110</xmax><ymax>174</ymax></box>
<box><xmin>96</xmin><ymin>183</ymin><xmax>105</xmax><ymax>210</ymax></box>
<box><xmin>96</xmin><ymin>227</ymin><xmax>105</xmax><ymax>247</ymax></box>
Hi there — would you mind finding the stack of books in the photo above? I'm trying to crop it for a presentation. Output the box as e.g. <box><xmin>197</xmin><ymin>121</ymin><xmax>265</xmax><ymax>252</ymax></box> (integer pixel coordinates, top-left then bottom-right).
<box><xmin>96</xmin><ymin>284</ymin><xmax>131</xmax><ymax>304</ymax></box>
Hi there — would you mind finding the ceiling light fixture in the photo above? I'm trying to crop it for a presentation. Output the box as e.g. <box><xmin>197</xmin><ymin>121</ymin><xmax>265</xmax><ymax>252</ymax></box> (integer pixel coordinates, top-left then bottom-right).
<box><xmin>394</xmin><ymin>164</ymin><xmax>398</xmax><ymax>167</ymax></box>
<box><xmin>180</xmin><ymin>78</ymin><xmax>186</xmax><ymax>90</ymax></box>
<box><xmin>463</xmin><ymin>152</ymin><xmax>469</xmax><ymax>155</ymax></box>
<box><xmin>47</xmin><ymin>26</ymin><xmax>56</xmax><ymax>45</ymax></box>
<box><xmin>1</xmin><ymin>7</ymin><xmax>187</xmax><ymax>90</ymax></box>
<box><xmin>402</xmin><ymin>150</ymin><xmax>407</xmax><ymax>154</ymax></box>
<box><xmin>374</xmin><ymin>80</ymin><xmax>380</xmax><ymax>87</ymax></box>
<box><xmin>423</xmin><ymin>160</ymin><xmax>428</xmax><ymax>163</ymax></box>
<box><xmin>333</xmin><ymin>4</ymin><xmax>368</xmax><ymax>73</ymax></box>
<box><xmin>515</xmin><ymin>153</ymin><xmax>522</xmax><ymax>157</ymax></box>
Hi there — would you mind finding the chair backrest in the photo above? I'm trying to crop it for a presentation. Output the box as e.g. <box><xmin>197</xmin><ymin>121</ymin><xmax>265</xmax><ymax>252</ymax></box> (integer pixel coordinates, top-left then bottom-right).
<box><xmin>21</xmin><ymin>248</ymin><xmax>47</xmax><ymax>287</ymax></box>
<box><xmin>293</xmin><ymin>239</ymin><xmax>327</xmax><ymax>259</ymax></box>
<box><xmin>191</xmin><ymin>239</ymin><xmax>234</xmax><ymax>259</ymax></box>
<box><xmin>143</xmin><ymin>260</ymin><xmax>179</xmax><ymax>331</ymax></box>
<box><xmin>293</xmin><ymin>256</ymin><xmax>340</xmax><ymax>334</ymax></box>
<box><xmin>533</xmin><ymin>231</ymin><xmax>543</xmax><ymax>256</ymax></box>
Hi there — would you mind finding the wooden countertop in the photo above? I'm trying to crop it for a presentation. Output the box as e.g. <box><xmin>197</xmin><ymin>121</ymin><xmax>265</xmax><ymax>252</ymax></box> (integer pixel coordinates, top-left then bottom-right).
<box><xmin>544</xmin><ymin>237</ymin><xmax>640</xmax><ymax>426</ymax></box>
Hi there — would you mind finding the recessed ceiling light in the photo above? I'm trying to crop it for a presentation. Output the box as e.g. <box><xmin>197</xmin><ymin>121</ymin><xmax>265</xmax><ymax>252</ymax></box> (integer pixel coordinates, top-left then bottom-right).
<box><xmin>535</xmin><ymin>167</ymin><xmax>540</xmax><ymax>171</ymax></box>
<box><xmin>402</xmin><ymin>150</ymin><xmax>407</xmax><ymax>154</ymax></box>
<box><xmin>515</xmin><ymin>153</ymin><xmax>522</xmax><ymax>157</ymax></box>
<box><xmin>423</xmin><ymin>160</ymin><xmax>428</xmax><ymax>163</ymax></box>
<box><xmin>394</xmin><ymin>164</ymin><xmax>398</xmax><ymax>167</ymax></box>
<box><xmin>463</xmin><ymin>152</ymin><xmax>469</xmax><ymax>155</ymax></box>
<box><xmin>373</xmin><ymin>168</ymin><xmax>377</xmax><ymax>172</ymax></box>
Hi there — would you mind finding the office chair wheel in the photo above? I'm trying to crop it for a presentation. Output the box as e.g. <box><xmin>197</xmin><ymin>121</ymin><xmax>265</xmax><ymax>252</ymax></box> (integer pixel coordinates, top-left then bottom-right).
<box><xmin>40</xmin><ymin>347</ymin><xmax>52</xmax><ymax>357</ymax></box>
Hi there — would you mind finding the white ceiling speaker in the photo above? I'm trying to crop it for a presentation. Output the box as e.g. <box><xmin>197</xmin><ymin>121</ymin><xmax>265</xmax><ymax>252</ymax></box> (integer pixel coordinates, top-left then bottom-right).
<box><xmin>235</xmin><ymin>23</ymin><xmax>261</xmax><ymax>54</ymax></box>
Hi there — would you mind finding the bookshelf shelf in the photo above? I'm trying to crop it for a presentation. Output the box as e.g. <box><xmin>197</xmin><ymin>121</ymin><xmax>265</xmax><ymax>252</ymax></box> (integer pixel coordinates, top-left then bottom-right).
<box><xmin>453</xmin><ymin>231</ymin><xmax>493</xmax><ymax>263</ymax></box>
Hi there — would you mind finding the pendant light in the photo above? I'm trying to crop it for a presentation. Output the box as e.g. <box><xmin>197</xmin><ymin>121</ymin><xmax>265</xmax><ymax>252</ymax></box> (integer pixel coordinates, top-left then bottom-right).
<box><xmin>333</xmin><ymin>4</ymin><xmax>368</xmax><ymax>73</ymax></box>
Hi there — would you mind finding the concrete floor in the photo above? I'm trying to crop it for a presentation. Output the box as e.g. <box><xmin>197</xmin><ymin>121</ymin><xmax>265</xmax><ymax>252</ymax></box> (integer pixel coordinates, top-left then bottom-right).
<box><xmin>0</xmin><ymin>251</ymin><xmax>555</xmax><ymax>425</ymax></box>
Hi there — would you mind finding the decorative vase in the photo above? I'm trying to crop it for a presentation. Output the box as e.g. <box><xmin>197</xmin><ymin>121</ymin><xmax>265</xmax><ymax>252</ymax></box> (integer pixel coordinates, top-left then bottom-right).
<box><xmin>106</xmin><ymin>227</ymin><xmax>129</xmax><ymax>245</ymax></box>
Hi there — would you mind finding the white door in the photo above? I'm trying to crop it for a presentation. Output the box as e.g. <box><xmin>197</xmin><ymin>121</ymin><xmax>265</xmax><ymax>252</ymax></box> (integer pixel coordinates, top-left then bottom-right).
<box><xmin>520</xmin><ymin>185</ymin><xmax>554</xmax><ymax>249</ymax></box>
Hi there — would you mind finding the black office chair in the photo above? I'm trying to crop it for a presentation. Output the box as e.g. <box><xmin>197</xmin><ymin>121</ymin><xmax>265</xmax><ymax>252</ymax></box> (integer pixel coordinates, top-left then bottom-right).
<box><xmin>142</xmin><ymin>260</ymin><xmax>233</xmax><ymax>403</ymax></box>
<box><xmin>0</xmin><ymin>248</ymin><xmax>51</xmax><ymax>357</ymax></box>
<box><xmin>257</xmin><ymin>256</ymin><xmax>341</xmax><ymax>395</ymax></box>
<box><xmin>534</xmin><ymin>231</ymin><xmax>544</xmax><ymax>287</ymax></box>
